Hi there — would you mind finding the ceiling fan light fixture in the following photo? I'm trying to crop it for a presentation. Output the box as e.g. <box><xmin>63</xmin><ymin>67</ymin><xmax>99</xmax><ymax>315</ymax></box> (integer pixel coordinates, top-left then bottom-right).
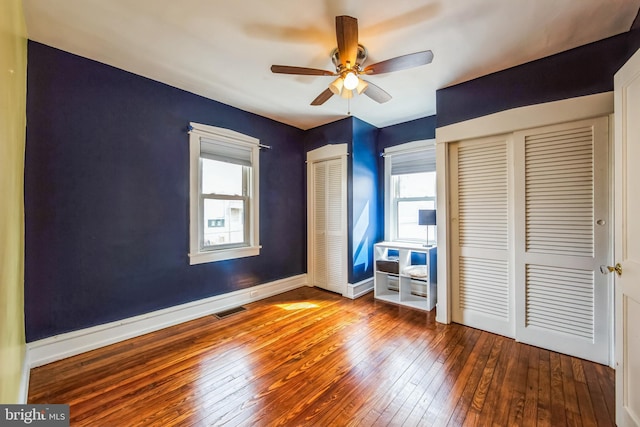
<box><xmin>356</xmin><ymin>78</ymin><xmax>368</xmax><ymax>94</ymax></box>
<box><xmin>329</xmin><ymin>77</ymin><xmax>344</xmax><ymax>95</ymax></box>
<box><xmin>270</xmin><ymin>16</ymin><xmax>433</xmax><ymax>107</ymax></box>
<box><xmin>343</xmin><ymin>71</ymin><xmax>359</xmax><ymax>90</ymax></box>
<box><xmin>341</xmin><ymin>88</ymin><xmax>353</xmax><ymax>99</ymax></box>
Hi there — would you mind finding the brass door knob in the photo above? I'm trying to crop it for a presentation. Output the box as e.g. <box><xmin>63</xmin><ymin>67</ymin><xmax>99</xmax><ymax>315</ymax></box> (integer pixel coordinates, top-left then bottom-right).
<box><xmin>600</xmin><ymin>263</ymin><xmax>622</xmax><ymax>276</ymax></box>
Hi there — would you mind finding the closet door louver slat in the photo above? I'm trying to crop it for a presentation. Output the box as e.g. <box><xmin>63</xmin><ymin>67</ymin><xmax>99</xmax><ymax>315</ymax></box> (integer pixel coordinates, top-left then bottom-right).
<box><xmin>526</xmin><ymin>265</ymin><xmax>594</xmax><ymax>340</ymax></box>
<box><xmin>458</xmin><ymin>142</ymin><xmax>508</xmax><ymax>251</ymax></box>
<box><xmin>525</xmin><ymin>127</ymin><xmax>594</xmax><ymax>258</ymax></box>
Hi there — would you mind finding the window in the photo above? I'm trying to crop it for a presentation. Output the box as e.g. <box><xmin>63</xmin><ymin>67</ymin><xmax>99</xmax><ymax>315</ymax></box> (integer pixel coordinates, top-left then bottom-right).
<box><xmin>188</xmin><ymin>122</ymin><xmax>260</xmax><ymax>264</ymax></box>
<box><xmin>384</xmin><ymin>140</ymin><xmax>436</xmax><ymax>245</ymax></box>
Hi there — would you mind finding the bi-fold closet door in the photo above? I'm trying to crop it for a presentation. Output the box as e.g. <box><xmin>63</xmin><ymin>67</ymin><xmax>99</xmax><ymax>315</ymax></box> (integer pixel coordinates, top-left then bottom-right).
<box><xmin>450</xmin><ymin>116</ymin><xmax>610</xmax><ymax>364</ymax></box>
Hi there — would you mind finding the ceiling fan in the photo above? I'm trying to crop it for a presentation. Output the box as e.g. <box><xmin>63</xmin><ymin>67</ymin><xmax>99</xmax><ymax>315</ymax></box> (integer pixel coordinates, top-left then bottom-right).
<box><xmin>270</xmin><ymin>15</ymin><xmax>434</xmax><ymax>106</ymax></box>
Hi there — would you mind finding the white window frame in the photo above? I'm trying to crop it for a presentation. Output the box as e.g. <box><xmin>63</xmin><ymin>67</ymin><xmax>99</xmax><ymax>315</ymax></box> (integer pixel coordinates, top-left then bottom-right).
<box><xmin>188</xmin><ymin>122</ymin><xmax>260</xmax><ymax>264</ymax></box>
<box><xmin>384</xmin><ymin>139</ymin><xmax>436</xmax><ymax>243</ymax></box>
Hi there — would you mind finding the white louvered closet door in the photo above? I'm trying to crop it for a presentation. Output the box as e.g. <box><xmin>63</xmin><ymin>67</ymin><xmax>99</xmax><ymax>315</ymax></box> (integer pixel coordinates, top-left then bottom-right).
<box><xmin>450</xmin><ymin>135</ymin><xmax>514</xmax><ymax>337</ymax></box>
<box><xmin>514</xmin><ymin>117</ymin><xmax>609</xmax><ymax>364</ymax></box>
<box><xmin>312</xmin><ymin>158</ymin><xmax>346</xmax><ymax>294</ymax></box>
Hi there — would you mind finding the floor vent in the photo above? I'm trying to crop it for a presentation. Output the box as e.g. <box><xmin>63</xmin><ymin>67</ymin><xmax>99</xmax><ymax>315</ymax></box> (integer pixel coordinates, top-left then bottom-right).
<box><xmin>214</xmin><ymin>306</ymin><xmax>246</xmax><ymax>319</ymax></box>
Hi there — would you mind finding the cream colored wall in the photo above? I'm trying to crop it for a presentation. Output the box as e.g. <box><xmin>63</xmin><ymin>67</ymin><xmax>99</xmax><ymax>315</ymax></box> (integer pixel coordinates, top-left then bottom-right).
<box><xmin>0</xmin><ymin>0</ymin><xmax>27</xmax><ymax>403</ymax></box>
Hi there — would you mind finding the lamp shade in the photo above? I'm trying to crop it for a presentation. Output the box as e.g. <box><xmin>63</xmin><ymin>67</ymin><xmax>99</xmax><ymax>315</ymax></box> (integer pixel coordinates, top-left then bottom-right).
<box><xmin>356</xmin><ymin>78</ymin><xmax>368</xmax><ymax>94</ymax></box>
<box><xmin>329</xmin><ymin>77</ymin><xmax>344</xmax><ymax>95</ymax></box>
<box><xmin>418</xmin><ymin>209</ymin><xmax>437</xmax><ymax>226</ymax></box>
<box><xmin>341</xmin><ymin>88</ymin><xmax>353</xmax><ymax>99</ymax></box>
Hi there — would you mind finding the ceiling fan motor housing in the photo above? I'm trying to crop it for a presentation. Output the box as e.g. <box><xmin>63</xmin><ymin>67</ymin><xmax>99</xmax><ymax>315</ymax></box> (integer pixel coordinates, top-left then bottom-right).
<box><xmin>331</xmin><ymin>44</ymin><xmax>368</xmax><ymax>72</ymax></box>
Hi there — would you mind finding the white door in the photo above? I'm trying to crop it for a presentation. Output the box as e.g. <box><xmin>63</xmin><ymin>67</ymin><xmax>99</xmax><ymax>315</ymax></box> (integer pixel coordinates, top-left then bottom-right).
<box><xmin>513</xmin><ymin>117</ymin><xmax>610</xmax><ymax>365</ymax></box>
<box><xmin>614</xmin><ymin>47</ymin><xmax>640</xmax><ymax>427</ymax></box>
<box><xmin>450</xmin><ymin>135</ymin><xmax>514</xmax><ymax>337</ymax></box>
<box><xmin>308</xmin><ymin>150</ymin><xmax>347</xmax><ymax>295</ymax></box>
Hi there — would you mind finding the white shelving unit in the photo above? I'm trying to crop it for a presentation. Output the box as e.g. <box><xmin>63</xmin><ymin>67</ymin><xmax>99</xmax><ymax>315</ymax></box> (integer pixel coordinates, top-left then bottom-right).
<box><xmin>374</xmin><ymin>241</ymin><xmax>437</xmax><ymax>311</ymax></box>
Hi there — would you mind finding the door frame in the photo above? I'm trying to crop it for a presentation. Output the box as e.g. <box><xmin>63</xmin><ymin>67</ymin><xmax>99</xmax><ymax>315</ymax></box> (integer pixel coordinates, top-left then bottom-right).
<box><xmin>306</xmin><ymin>144</ymin><xmax>348</xmax><ymax>296</ymax></box>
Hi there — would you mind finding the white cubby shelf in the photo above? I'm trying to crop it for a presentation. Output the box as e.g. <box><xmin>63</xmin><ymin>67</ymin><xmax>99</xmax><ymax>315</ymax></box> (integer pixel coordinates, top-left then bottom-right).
<box><xmin>374</xmin><ymin>241</ymin><xmax>437</xmax><ymax>311</ymax></box>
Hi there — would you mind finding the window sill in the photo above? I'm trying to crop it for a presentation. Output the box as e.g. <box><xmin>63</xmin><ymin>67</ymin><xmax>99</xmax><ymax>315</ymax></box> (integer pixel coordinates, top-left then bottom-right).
<box><xmin>189</xmin><ymin>245</ymin><xmax>261</xmax><ymax>265</ymax></box>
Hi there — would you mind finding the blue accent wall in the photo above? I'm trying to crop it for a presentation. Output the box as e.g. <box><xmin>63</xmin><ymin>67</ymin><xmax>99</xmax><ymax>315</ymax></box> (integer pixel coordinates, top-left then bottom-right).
<box><xmin>351</xmin><ymin>118</ymin><xmax>379</xmax><ymax>283</ymax></box>
<box><xmin>25</xmin><ymin>42</ymin><xmax>306</xmax><ymax>341</ymax></box>
<box><xmin>437</xmin><ymin>29</ymin><xmax>640</xmax><ymax>127</ymax></box>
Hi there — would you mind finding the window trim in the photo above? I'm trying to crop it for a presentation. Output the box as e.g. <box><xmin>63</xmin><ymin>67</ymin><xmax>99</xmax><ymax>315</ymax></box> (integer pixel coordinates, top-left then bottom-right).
<box><xmin>188</xmin><ymin>122</ymin><xmax>260</xmax><ymax>264</ymax></box>
<box><xmin>384</xmin><ymin>139</ymin><xmax>436</xmax><ymax>242</ymax></box>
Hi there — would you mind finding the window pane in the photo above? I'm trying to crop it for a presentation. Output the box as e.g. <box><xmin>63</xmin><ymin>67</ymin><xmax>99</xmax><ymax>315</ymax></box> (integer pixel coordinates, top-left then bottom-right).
<box><xmin>396</xmin><ymin>172</ymin><xmax>436</xmax><ymax>198</ymax></box>
<box><xmin>397</xmin><ymin>200</ymin><xmax>436</xmax><ymax>241</ymax></box>
<box><xmin>202</xmin><ymin>158</ymin><xmax>244</xmax><ymax>196</ymax></box>
<box><xmin>203</xmin><ymin>199</ymin><xmax>245</xmax><ymax>247</ymax></box>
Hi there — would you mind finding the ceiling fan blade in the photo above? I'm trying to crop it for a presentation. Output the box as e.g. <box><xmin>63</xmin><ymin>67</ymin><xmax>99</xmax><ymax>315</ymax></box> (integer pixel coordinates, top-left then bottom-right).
<box><xmin>336</xmin><ymin>16</ymin><xmax>358</xmax><ymax>67</ymax></box>
<box><xmin>363</xmin><ymin>50</ymin><xmax>434</xmax><ymax>75</ymax></box>
<box><xmin>362</xmin><ymin>81</ymin><xmax>392</xmax><ymax>104</ymax></box>
<box><xmin>311</xmin><ymin>88</ymin><xmax>334</xmax><ymax>105</ymax></box>
<box><xmin>271</xmin><ymin>65</ymin><xmax>335</xmax><ymax>76</ymax></box>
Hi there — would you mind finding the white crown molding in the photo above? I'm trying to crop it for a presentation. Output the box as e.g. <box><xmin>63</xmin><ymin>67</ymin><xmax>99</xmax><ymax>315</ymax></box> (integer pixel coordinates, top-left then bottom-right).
<box><xmin>27</xmin><ymin>274</ymin><xmax>308</xmax><ymax>368</ymax></box>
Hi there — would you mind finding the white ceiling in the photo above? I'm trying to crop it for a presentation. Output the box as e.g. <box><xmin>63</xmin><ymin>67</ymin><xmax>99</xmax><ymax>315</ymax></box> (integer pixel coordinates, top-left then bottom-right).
<box><xmin>23</xmin><ymin>0</ymin><xmax>639</xmax><ymax>130</ymax></box>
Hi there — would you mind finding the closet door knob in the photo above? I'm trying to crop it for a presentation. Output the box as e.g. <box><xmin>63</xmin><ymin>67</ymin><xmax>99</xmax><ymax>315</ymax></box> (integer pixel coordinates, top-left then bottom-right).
<box><xmin>600</xmin><ymin>263</ymin><xmax>622</xmax><ymax>276</ymax></box>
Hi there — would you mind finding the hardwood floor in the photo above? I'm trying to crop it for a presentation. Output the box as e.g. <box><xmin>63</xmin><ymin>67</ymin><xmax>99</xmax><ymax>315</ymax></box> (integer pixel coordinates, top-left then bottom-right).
<box><xmin>28</xmin><ymin>287</ymin><xmax>615</xmax><ymax>426</ymax></box>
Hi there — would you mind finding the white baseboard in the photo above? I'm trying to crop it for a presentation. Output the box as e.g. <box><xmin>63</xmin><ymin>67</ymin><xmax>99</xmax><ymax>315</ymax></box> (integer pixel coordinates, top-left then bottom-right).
<box><xmin>346</xmin><ymin>277</ymin><xmax>374</xmax><ymax>299</ymax></box>
<box><xmin>27</xmin><ymin>274</ymin><xmax>307</xmax><ymax>368</ymax></box>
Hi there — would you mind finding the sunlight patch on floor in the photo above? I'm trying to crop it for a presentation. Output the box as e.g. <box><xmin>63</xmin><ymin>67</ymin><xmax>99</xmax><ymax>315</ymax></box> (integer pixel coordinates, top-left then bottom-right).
<box><xmin>275</xmin><ymin>301</ymin><xmax>320</xmax><ymax>310</ymax></box>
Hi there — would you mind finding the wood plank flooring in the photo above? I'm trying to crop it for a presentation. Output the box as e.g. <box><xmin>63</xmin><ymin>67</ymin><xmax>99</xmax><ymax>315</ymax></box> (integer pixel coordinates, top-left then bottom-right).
<box><xmin>28</xmin><ymin>287</ymin><xmax>615</xmax><ymax>426</ymax></box>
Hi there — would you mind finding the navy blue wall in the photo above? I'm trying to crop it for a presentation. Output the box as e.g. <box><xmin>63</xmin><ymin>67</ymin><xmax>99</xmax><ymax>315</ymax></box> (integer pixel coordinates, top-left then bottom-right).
<box><xmin>377</xmin><ymin>116</ymin><xmax>436</xmax><ymax>152</ymax></box>
<box><xmin>25</xmin><ymin>42</ymin><xmax>306</xmax><ymax>341</ymax></box>
<box><xmin>303</xmin><ymin>117</ymin><xmax>353</xmax><ymax>153</ymax></box>
<box><xmin>437</xmin><ymin>29</ymin><xmax>640</xmax><ymax>127</ymax></box>
<box><xmin>351</xmin><ymin>118</ymin><xmax>379</xmax><ymax>283</ymax></box>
